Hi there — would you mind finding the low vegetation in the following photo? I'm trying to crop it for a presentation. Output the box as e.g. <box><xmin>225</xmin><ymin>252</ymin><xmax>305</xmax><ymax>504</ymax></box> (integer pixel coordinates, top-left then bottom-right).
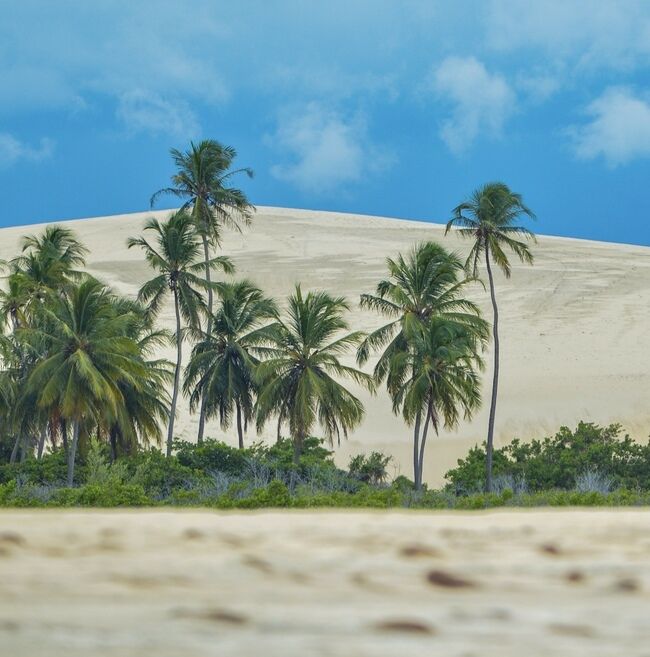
<box><xmin>1</xmin><ymin>423</ymin><xmax>649</xmax><ymax>509</ymax></box>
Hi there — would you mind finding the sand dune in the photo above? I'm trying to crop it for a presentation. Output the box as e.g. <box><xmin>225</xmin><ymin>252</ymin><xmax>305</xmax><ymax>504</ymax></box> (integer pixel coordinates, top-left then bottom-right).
<box><xmin>1</xmin><ymin>207</ymin><xmax>649</xmax><ymax>484</ymax></box>
<box><xmin>1</xmin><ymin>509</ymin><xmax>649</xmax><ymax>656</ymax></box>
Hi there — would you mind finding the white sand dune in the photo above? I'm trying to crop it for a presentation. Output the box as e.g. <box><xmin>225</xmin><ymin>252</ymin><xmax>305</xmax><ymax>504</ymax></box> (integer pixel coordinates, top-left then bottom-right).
<box><xmin>1</xmin><ymin>207</ymin><xmax>649</xmax><ymax>484</ymax></box>
<box><xmin>1</xmin><ymin>509</ymin><xmax>649</xmax><ymax>656</ymax></box>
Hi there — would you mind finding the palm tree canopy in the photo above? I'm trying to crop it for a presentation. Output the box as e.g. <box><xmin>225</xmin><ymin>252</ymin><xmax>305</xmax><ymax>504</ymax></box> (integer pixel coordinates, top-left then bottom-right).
<box><xmin>183</xmin><ymin>280</ymin><xmax>277</xmax><ymax>428</ymax></box>
<box><xmin>390</xmin><ymin>318</ymin><xmax>484</xmax><ymax>429</ymax></box>
<box><xmin>127</xmin><ymin>211</ymin><xmax>233</xmax><ymax>328</ymax></box>
<box><xmin>255</xmin><ymin>286</ymin><xmax>373</xmax><ymax>447</ymax></box>
<box><xmin>358</xmin><ymin>242</ymin><xmax>489</xmax><ymax>382</ymax></box>
<box><xmin>445</xmin><ymin>181</ymin><xmax>536</xmax><ymax>278</ymax></box>
<box><xmin>22</xmin><ymin>278</ymin><xmax>146</xmax><ymax>422</ymax></box>
<box><xmin>150</xmin><ymin>139</ymin><xmax>254</xmax><ymax>244</ymax></box>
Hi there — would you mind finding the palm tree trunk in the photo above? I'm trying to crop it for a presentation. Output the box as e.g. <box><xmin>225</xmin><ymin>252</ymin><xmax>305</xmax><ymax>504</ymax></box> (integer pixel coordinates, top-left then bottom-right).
<box><xmin>109</xmin><ymin>425</ymin><xmax>118</xmax><ymax>462</ymax></box>
<box><xmin>196</xmin><ymin>230</ymin><xmax>213</xmax><ymax>445</ymax></box>
<box><xmin>485</xmin><ymin>249</ymin><xmax>500</xmax><ymax>493</ymax></box>
<box><xmin>9</xmin><ymin>435</ymin><xmax>19</xmax><ymax>464</ymax></box>
<box><xmin>67</xmin><ymin>420</ymin><xmax>80</xmax><ymax>487</ymax></box>
<box><xmin>412</xmin><ymin>412</ymin><xmax>421</xmax><ymax>486</ymax></box>
<box><xmin>276</xmin><ymin>414</ymin><xmax>282</xmax><ymax>443</ymax></box>
<box><xmin>236</xmin><ymin>401</ymin><xmax>244</xmax><ymax>449</ymax></box>
<box><xmin>416</xmin><ymin>401</ymin><xmax>433</xmax><ymax>491</ymax></box>
<box><xmin>37</xmin><ymin>425</ymin><xmax>47</xmax><ymax>459</ymax></box>
<box><xmin>61</xmin><ymin>418</ymin><xmax>68</xmax><ymax>457</ymax></box>
<box><xmin>19</xmin><ymin>434</ymin><xmax>30</xmax><ymax>462</ymax></box>
<box><xmin>167</xmin><ymin>289</ymin><xmax>183</xmax><ymax>457</ymax></box>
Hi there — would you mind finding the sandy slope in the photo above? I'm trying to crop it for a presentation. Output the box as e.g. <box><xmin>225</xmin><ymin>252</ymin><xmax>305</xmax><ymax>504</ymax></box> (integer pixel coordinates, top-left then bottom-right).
<box><xmin>1</xmin><ymin>509</ymin><xmax>649</xmax><ymax>656</ymax></box>
<box><xmin>1</xmin><ymin>207</ymin><xmax>649</xmax><ymax>484</ymax></box>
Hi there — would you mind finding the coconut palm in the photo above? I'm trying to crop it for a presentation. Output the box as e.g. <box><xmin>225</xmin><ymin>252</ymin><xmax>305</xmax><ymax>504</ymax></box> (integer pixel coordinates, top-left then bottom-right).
<box><xmin>446</xmin><ymin>182</ymin><xmax>535</xmax><ymax>492</ymax></box>
<box><xmin>0</xmin><ymin>274</ymin><xmax>29</xmax><ymax>330</ymax></box>
<box><xmin>389</xmin><ymin>319</ymin><xmax>484</xmax><ymax>489</ymax></box>
<box><xmin>101</xmin><ymin>299</ymin><xmax>173</xmax><ymax>459</ymax></box>
<box><xmin>20</xmin><ymin>225</ymin><xmax>88</xmax><ymax>272</ymax></box>
<box><xmin>151</xmin><ymin>140</ymin><xmax>254</xmax><ymax>443</ymax></box>
<box><xmin>23</xmin><ymin>278</ymin><xmax>146</xmax><ymax>485</ymax></box>
<box><xmin>9</xmin><ymin>225</ymin><xmax>88</xmax><ymax>305</ymax></box>
<box><xmin>357</xmin><ymin>242</ymin><xmax>488</xmax><ymax>484</ymax></box>
<box><xmin>128</xmin><ymin>211</ymin><xmax>233</xmax><ymax>455</ymax></box>
<box><xmin>183</xmin><ymin>280</ymin><xmax>277</xmax><ymax>448</ymax></box>
<box><xmin>255</xmin><ymin>286</ymin><xmax>373</xmax><ymax>462</ymax></box>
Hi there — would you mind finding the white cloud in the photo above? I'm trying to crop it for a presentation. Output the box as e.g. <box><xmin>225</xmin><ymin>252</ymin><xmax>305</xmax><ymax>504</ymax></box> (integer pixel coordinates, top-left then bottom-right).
<box><xmin>485</xmin><ymin>0</ymin><xmax>650</xmax><ymax>70</ymax></box>
<box><xmin>429</xmin><ymin>56</ymin><xmax>515</xmax><ymax>154</ymax></box>
<box><xmin>0</xmin><ymin>134</ymin><xmax>54</xmax><ymax>168</ymax></box>
<box><xmin>116</xmin><ymin>91</ymin><xmax>200</xmax><ymax>139</ymax></box>
<box><xmin>0</xmin><ymin>3</ymin><xmax>229</xmax><ymax>132</ymax></box>
<box><xmin>569</xmin><ymin>87</ymin><xmax>650</xmax><ymax>166</ymax></box>
<box><xmin>269</xmin><ymin>103</ymin><xmax>394</xmax><ymax>193</ymax></box>
<box><xmin>516</xmin><ymin>73</ymin><xmax>562</xmax><ymax>103</ymax></box>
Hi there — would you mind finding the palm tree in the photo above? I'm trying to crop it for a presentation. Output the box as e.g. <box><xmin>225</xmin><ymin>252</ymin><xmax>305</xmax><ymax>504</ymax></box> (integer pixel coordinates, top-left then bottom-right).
<box><xmin>101</xmin><ymin>299</ymin><xmax>173</xmax><ymax>459</ymax></box>
<box><xmin>0</xmin><ymin>274</ymin><xmax>28</xmax><ymax>330</ymax></box>
<box><xmin>151</xmin><ymin>140</ymin><xmax>254</xmax><ymax>443</ymax></box>
<box><xmin>184</xmin><ymin>281</ymin><xmax>277</xmax><ymax>448</ymax></box>
<box><xmin>10</xmin><ymin>225</ymin><xmax>88</xmax><ymax>304</ymax></box>
<box><xmin>255</xmin><ymin>286</ymin><xmax>373</xmax><ymax>462</ymax></box>
<box><xmin>446</xmin><ymin>182</ymin><xmax>535</xmax><ymax>492</ymax></box>
<box><xmin>128</xmin><ymin>211</ymin><xmax>233</xmax><ymax>455</ymax></box>
<box><xmin>19</xmin><ymin>225</ymin><xmax>88</xmax><ymax>272</ymax></box>
<box><xmin>23</xmin><ymin>278</ymin><xmax>145</xmax><ymax>485</ymax></box>
<box><xmin>357</xmin><ymin>242</ymin><xmax>488</xmax><ymax>485</ymax></box>
<box><xmin>389</xmin><ymin>319</ymin><xmax>484</xmax><ymax>489</ymax></box>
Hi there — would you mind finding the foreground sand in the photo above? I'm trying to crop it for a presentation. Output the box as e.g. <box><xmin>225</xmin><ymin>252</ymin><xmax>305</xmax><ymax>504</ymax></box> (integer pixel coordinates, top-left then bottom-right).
<box><xmin>1</xmin><ymin>509</ymin><xmax>648</xmax><ymax>656</ymax></box>
<box><xmin>2</xmin><ymin>207</ymin><xmax>649</xmax><ymax>484</ymax></box>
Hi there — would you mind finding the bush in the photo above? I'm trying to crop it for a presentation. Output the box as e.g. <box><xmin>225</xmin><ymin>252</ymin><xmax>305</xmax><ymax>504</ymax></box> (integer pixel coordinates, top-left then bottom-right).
<box><xmin>348</xmin><ymin>452</ymin><xmax>392</xmax><ymax>485</ymax></box>
<box><xmin>445</xmin><ymin>422</ymin><xmax>650</xmax><ymax>493</ymax></box>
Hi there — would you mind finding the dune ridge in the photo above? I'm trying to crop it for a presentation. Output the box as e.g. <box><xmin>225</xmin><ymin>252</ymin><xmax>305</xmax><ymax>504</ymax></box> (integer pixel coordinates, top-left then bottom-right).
<box><xmin>1</xmin><ymin>207</ymin><xmax>649</xmax><ymax>484</ymax></box>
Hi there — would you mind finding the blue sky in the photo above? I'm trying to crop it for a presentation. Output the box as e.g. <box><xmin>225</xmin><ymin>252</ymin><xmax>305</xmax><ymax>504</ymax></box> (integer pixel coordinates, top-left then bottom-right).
<box><xmin>1</xmin><ymin>1</ymin><xmax>650</xmax><ymax>245</ymax></box>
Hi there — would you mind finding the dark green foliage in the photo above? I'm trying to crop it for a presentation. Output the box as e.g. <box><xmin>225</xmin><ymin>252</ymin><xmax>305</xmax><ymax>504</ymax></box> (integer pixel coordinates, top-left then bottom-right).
<box><xmin>348</xmin><ymin>452</ymin><xmax>392</xmax><ymax>485</ymax></box>
<box><xmin>2</xmin><ymin>423</ymin><xmax>650</xmax><ymax>509</ymax></box>
<box><xmin>445</xmin><ymin>422</ymin><xmax>650</xmax><ymax>493</ymax></box>
<box><xmin>174</xmin><ymin>439</ymin><xmax>254</xmax><ymax>476</ymax></box>
<box><xmin>0</xmin><ymin>449</ymin><xmax>69</xmax><ymax>485</ymax></box>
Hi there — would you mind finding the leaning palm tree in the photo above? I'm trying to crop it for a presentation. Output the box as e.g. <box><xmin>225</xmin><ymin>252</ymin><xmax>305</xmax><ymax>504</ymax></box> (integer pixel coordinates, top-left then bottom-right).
<box><xmin>389</xmin><ymin>319</ymin><xmax>484</xmax><ymax>489</ymax></box>
<box><xmin>151</xmin><ymin>140</ymin><xmax>254</xmax><ymax>443</ymax></box>
<box><xmin>23</xmin><ymin>278</ymin><xmax>145</xmax><ymax>485</ymax></box>
<box><xmin>358</xmin><ymin>242</ymin><xmax>488</xmax><ymax>483</ymax></box>
<box><xmin>184</xmin><ymin>280</ymin><xmax>277</xmax><ymax>448</ymax></box>
<box><xmin>446</xmin><ymin>182</ymin><xmax>535</xmax><ymax>492</ymax></box>
<box><xmin>255</xmin><ymin>286</ymin><xmax>373</xmax><ymax>462</ymax></box>
<box><xmin>128</xmin><ymin>211</ymin><xmax>233</xmax><ymax>455</ymax></box>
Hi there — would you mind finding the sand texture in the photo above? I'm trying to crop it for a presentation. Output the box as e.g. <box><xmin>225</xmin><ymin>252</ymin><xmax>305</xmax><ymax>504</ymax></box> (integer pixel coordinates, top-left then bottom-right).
<box><xmin>1</xmin><ymin>509</ymin><xmax>649</xmax><ymax>656</ymax></box>
<box><xmin>1</xmin><ymin>207</ymin><xmax>649</xmax><ymax>484</ymax></box>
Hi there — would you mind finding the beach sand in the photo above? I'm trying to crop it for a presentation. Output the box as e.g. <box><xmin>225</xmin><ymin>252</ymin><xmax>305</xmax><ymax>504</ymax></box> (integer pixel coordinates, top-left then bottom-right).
<box><xmin>1</xmin><ymin>207</ymin><xmax>649</xmax><ymax>484</ymax></box>
<box><xmin>1</xmin><ymin>509</ymin><xmax>649</xmax><ymax>656</ymax></box>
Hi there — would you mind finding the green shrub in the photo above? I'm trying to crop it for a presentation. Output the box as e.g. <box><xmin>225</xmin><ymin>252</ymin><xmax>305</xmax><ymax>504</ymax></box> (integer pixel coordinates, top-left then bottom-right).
<box><xmin>348</xmin><ymin>452</ymin><xmax>392</xmax><ymax>485</ymax></box>
<box><xmin>55</xmin><ymin>483</ymin><xmax>152</xmax><ymax>507</ymax></box>
<box><xmin>174</xmin><ymin>439</ymin><xmax>253</xmax><ymax>476</ymax></box>
<box><xmin>445</xmin><ymin>422</ymin><xmax>650</xmax><ymax>493</ymax></box>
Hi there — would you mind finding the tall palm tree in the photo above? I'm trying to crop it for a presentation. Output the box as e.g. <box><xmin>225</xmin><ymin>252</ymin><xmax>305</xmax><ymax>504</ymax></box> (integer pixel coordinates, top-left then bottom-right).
<box><xmin>358</xmin><ymin>242</ymin><xmax>488</xmax><ymax>484</ymax></box>
<box><xmin>10</xmin><ymin>225</ymin><xmax>88</xmax><ymax>304</ymax></box>
<box><xmin>128</xmin><ymin>211</ymin><xmax>233</xmax><ymax>455</ymax></box>
<box><xmin>19</xmin><ymin>225</ymin><xmax>88</xmax><ymax>272</ymax></box>
<box><xmin>446</xmin><ymin>182</ymin><xmax>535</xmax><ymax>492</ymax></box>
<box><xmin>389</xmin><ymin>319</ymin><xmax>484</xmax><ymax>489</ymax></box>
<box><xmin>184</xmin><ymin>280</ymin><xmax>276</xmax><ymax>448</ymax></box>
<box><xmin>101</xmin><ymin>299</ymin><xmax>173</xmax><ymax>459</ymax></box>
<box><xmin>23</xmin><ymin>278</ymin><xmax>145</xmax><ymax>485</ymax></box>
<box><xmin>151</xmin><ymin>140</ymin><xmax>254</xmax><ymax>443</ymax></box>
<box><xmin>256</xmin><ymin>286</ymin><xmax>373</xmax><ymax>462</ymax></box>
